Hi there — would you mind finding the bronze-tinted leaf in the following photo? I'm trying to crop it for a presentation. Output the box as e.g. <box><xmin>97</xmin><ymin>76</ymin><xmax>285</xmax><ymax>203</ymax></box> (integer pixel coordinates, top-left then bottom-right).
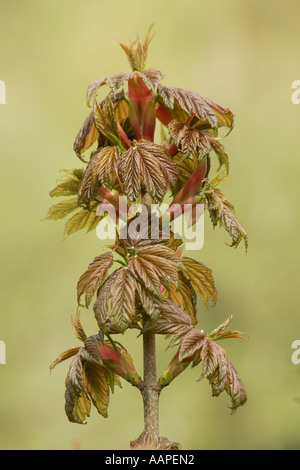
<box><xmin>206</xmin><ymin>187</ymin><xmax>248</xmax><ymax>249</ymax></box>
<box><xmin>142</xmin><ymin>299</ymin><xmax>192</xmax><ymax>338</ymax></box>
<box><xmin>128</xmin><ymin>244</ymin><xmax>182</xmax><ymax>298</ymax></box>
<box><xmin>157</xmin><ymin>85</ymin><xmax>234</xmax><ymax>132</ymax></box>
<box><xmin>177</xmin><ymin>330</ymin><xmax>247</xmax><ymax>412</ymax></box>
<box><xmin>120</xmin><ymin>24</ymin><xmax>155</xmax><ymax>72</ymax></box>
<box><xmin>92</xmin><ymin>146</ymin><xmax>121</xmax><ymax>189</ymax></box>
<box><xmin>71</xmin><ymin>308</ymin><xmax>87</xmax><ymax>342</ymax></box>
<box><xmin>73</xmin><ymin>111</ymin><xmax>99</xmax><ymax>161</ymax></box>
<box><xmin>94</xmin><ymin>267</ymin><xmax>138</xmax><ymax>332</ymax></box>
<box><xmin>225</xmin><ymin>359</ymin><xmax>248</xmax><ymax>413</ymax></box>
<box><xmin>178</xmin><ymin>329</ymin><xmax>206</xmax><ymax>362</ymax></box>
<box><xmin>93</xmin><ymin>96</ymin><xmax>120</xmax><ymax>145</ymax></box>
<box><xmin>168</xmin><ymin>120</ymin><xmax>212</xmax><ymax>159</ymax></box>
<box><xmin>181</xmin><ymin>257</ymin><xmax>217</xmax><ymax>307</ymax></box>
<box><xmin>118</xmin><ymin>142</ymin><xmax>178</xmax><ymax>202</ymax></box>
<box><xmin>77</xmin><ymin>252</ymin><xmax>114</xmax><ymax>307</ymax></box>
<box><xmin>77</xmin><ymin>155</ymin><xmax>99</xmax><ymax>209</ymax></box>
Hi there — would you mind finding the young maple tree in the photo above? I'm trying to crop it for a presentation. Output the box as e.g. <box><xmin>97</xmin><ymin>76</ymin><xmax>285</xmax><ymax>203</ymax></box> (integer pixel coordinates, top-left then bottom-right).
<box><xmin>47</xmin><ymin>26</ymin><xmax>248</xmax><ymax>450</ymax></box>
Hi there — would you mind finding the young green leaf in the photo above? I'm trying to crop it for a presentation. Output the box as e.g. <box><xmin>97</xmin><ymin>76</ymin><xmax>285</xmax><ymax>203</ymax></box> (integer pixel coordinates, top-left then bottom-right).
<box><xmin>181</xmin><ymin>257</ymin><xmax>217</xmax><ymax>307</ymax></box>
<box><xmin>44</xmin><ymin>197</ymin><xmax>79</xmax><ymax>221</ymax></box>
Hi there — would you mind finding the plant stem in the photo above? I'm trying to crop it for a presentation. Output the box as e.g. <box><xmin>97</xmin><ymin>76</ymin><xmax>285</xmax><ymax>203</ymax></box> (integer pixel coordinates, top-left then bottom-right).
<box><xmin>140</xmin><ymin>191</ymin><xmax>160</xmax><ymax>447</ymax></box>
<box><xmin>141</xmin><ymin>312</ymin><xmax>160</xmax><ymax>445</ymax></box>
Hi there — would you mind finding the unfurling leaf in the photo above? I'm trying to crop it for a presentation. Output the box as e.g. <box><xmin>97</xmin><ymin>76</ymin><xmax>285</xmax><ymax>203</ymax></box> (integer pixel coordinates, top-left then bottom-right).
<box><xmin>71</xmin><ymin>308</ymin><xmax>87</xmax><ymax>342</ymax></box>
<box><xmin>49</xmin><ymin>169</ymin><xmax>83</xmax><ymax>197</ymax></box>
<box><xmin>118</xmin><ymin>142</ymin><xmax>178</xmax><ymax>203</ymax></box>
<box><xmin>181</xmin><ymin>257</ymin><xmax>217</xmax><ymax>307</ymax></box>
<box><xmin>168</xmin><ymin>120</ymin><xmax>212</xmax><ymax>159</ymax></box>
<box><xmin>120</xmin><ymin>24</ymin><xmax>155</xmax><ymax>72</ymax></box>
<box><xmin>208</xmin><ymin>315</ymin><xmax>248</xmax><ymax>342</ymax></box>
<box><xmin>205</xmin><ymin>186</ymin><xmax>248</xmax><ymax>249</ymax></box>
<box><xmin>178</xmin><ymin>330</ymin><xmax>247</xmax><ymax>412</ymax></box>
<box><xmin>77</xmin><ymin>252</ymin><xmax>113</xmax><ymax>307</ymax></box>
<box><xmin>93</xmin><ymin>96</ymin><xmax>120</xmax><ymax>146</ymax></box>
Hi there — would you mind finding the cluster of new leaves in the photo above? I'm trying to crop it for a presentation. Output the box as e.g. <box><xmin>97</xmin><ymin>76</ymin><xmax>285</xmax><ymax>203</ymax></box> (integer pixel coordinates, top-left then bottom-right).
<box><xmin>45</xmin><ymin>24</ymin><xmax>246</xmax><ymax>246</ymax></box>
<box><xmin>48</xmin><ymin>26</ymin><xmax>248</xmax><ymax>428</ymax></box>
<box><xmin>51</xmin><ymin>310</ymin><xmax>141</xmax><ymax>424</ymax></box>
<box><xmin>156</xmin><ymin>315</ymin><xmax>248</xmax><ymax>413</ymax></box>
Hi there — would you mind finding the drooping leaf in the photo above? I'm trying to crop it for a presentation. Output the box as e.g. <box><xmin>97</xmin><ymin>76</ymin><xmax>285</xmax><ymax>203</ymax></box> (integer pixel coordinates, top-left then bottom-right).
<box><xmin>181</xmin><ymin>257</ymin><xmax>217</xmax><ymax>307</ymax></box>
<box><xmin>84</xmin><ymin>361</ymin><xmax>110</xmax><ymax>418</ymax></box>
<box><xmin>86</xmin><ymin>69</ymin><xmax>163</xmax><ymax>106</ymax></box>
<box><xmin>77</xmin><ymin>252</ymin><xmax>114</xmax><ymax>307</ymax></box>
<box><xmin>211</xmin><ymin>140</ymin><xmax>229</xmax><ymax>174</ymax></box>
<box><xmin>177</xmin><ymin>330</ymin><xmax>247</xmax><ymax>412</ymax></box>
<box><xmin>94</xmin><ymin>267</ymin><xmax>138</xmax><ymax>332</ymax></box>
<box><xmin>157</xmin><ymin>85</ymin><xmax>234</xmax><ymax>132</ymax></box>
<box><xmin>64</xmin><ymin>353</ymin><xmax>91</xmax><ymax>424</ymax></box>
<box><xmin>73</xmin><ymin>111</ymin><xmax>99</xmax><ymax>162</ymax></box>
<box><xmin>118</xmin><ymin>142</ymin><xmax>178</xmax><ymax>203</ymax></box>
<box><xmin>205</xmin><ymin>187</ymin><xmax>248</xmax><ymax>249</ymax></box>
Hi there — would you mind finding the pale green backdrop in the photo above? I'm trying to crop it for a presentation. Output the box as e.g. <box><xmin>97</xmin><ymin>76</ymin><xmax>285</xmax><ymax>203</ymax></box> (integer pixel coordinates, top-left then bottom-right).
<box><xmin>0</xmin><ymin>0</ymin><xmax>300</xmax><ymax>450</ymax></box>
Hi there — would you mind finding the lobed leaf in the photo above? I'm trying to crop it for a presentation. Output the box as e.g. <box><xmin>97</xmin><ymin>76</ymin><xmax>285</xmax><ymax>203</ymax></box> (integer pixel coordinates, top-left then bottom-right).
<box><xmin>118</xmin><ymin>142</ymin><xmax>178</xmax><ymax>203</ymax></box>
<box><xmin>77</xmin><ymin>252</ymin><xmax>114</xmax><ymax>307</ymax></box>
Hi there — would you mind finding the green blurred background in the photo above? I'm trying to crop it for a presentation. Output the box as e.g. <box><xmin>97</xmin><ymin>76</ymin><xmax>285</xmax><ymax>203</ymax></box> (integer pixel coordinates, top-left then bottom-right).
<box><xmin>0</xmin><ymin>0</ymin><xmax>300</xmax><ymax>450</ymax></box>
